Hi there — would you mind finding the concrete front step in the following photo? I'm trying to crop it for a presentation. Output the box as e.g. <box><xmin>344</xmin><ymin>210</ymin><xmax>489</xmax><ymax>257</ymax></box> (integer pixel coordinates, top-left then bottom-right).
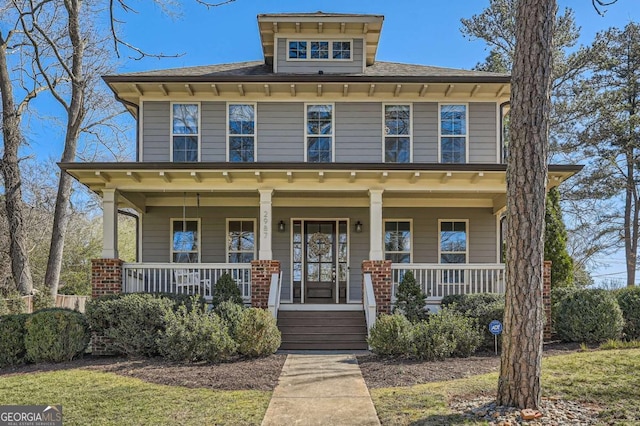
<box><xmin>277</xmin><ymin>310</ymin><xmax>368</xmax><ymax>350</ymax></box>
<box><xmin>280</xmin><ymin>341</ymin><xmax>369</xmax><ymax>350</ymax></box>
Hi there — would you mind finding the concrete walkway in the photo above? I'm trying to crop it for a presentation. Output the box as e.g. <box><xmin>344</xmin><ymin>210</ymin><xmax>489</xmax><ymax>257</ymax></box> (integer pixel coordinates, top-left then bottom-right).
<box><xmin>262</xmin><ymin>354</ymin><xmax>381</xmax><ymax>426</ymax></box>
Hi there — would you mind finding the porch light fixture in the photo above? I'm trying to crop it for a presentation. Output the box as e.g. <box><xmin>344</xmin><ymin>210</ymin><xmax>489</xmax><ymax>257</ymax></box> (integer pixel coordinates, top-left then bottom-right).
<box><xmin>355</xmin><ymin>221</ymin><xmax>363</xmax><ymax>233</ymax></box>
<box><xmin>278</xmin><ymin>220</ymin><xmax>286</xmax><ymax>232</ymax></box>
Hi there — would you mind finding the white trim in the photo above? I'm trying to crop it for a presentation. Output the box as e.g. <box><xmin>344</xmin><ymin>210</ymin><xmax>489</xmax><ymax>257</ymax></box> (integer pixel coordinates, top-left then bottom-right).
<box><xmin>169</xmin><ymin>217</ymin><xmax>202</xmax><ymax>263</ymax></box>
<box><xmin>496</xmin><ymin>102</ymin><xmax>502</xmax><ymax>164</ymax></box>
<box><xmin>138</xmin><ymin>101</ymin><xmax>144</xmax><ymax>161</ymax></box>
<box><xmin>226</xmin><ymin>102</ymin><xmax>257</xmax><ymax>162</ymax></box>
<box><xmin>438</xmin><ymin>103</ymin><xmax>469</xmax><ymax>164</ymax></box>
<box><xmin>273</xmin><ymin>36</ymin><xmax>279</xmax><ymax>74</ymax></box>
<box><xmin>170</xmin><ymin>101</ymin><xmax>201</xmax><ymax>162</ymax></box>
<box><xmin>495</xmin><ymin>213</ymin><xmax>502</xmax><ymax>264</ymax></box>
<box><xmin>285</xmin><ymin>38</ymin><xmax>354</xmax><ymax>62</ymax></box>
<box><xmin>437</xmin><ymin>219</ymin><xmax>470</xmax><ymax>264</ymax></box>
<box><xmin>137</xmin><ymin>214</ymin><xmax>143</xmax><ymax>263</ymax></box>
<box><xmin>382</xmin><ymin>219</ymin><xmax>413</xmax><ymax>263</ymax></box>
<box><xmin>304</xmin><ymin>103</ymin><xmax>335</xmax><ymax>163</ymax></box>
<box><xmin>225</xmin><ymin>218</ymin><xmax>258</xmax><ymax>263</ymax></box>
<box><xmin>382</xmin><ymin>103</ymin><xmax>413</xmax><ymax>163</ymax></box>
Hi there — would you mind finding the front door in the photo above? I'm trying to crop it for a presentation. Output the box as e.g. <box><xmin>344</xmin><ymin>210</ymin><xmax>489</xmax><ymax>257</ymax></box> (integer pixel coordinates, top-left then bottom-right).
<box><xmin>305</xmin><ymin>221</ymin><xmax>336</xmax><ymax>303</ymax></box>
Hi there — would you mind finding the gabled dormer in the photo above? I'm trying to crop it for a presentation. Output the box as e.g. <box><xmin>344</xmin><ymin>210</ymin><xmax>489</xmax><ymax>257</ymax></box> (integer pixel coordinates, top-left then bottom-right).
<box><xmin>257</xmin><ymin>12</ymin><xmax>384</xmax><ymax>74</ymax></box>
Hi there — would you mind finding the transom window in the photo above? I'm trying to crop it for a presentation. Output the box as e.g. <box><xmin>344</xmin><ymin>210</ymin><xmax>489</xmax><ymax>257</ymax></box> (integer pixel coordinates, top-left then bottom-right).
<box><xmin>227</xmin><ymin>219</ymin><xmax>256</xmax><ymax>263</ymax></box>
<box><xmin>439</xmin><ymin>220</ymin><xmax>468</xmax><ymax>264</ymax></box>
<box><xmin>171</xmin><ymin>219</ymin><xmax>200</xmax><ymax>263</ymax></box>
<box><xmin>384</xmin><ymin>104</ymin><xmax>411</xmax><ymax>163</ymax></box>
<box><xmin>172</xmin><ymin>103</ymin><xmax>199</xmax><ymax>162</ymax></box>
<box><xmin>384</xmin><ymin>220</ymin><xmax>412</xmax><ymax>263</ymax></box>
<box><xmin>288</xmin><ymin>40</ymin><xmax>352</xmax><ymax>60</ymax></box>
<box><xmin>228</xmin><ymin>104</ymin><xmax>255</xmax><ymax>162</ymax></box>
<box><xmin>440</xmin><ymin>104</ymin><xmax>467</xmax><ymax>163</ymax></box>
<box><xmin>306</xmin><ymin>104</ymin><xmax>333</xmax><ymax>162</ymax></box>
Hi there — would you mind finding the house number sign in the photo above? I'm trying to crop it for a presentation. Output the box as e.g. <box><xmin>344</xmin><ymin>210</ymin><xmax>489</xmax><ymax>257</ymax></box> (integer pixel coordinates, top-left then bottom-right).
<box><xmin>262</xmin><ymin>210</ymin><xmax>269</xmax><ymax>239</ymax></box>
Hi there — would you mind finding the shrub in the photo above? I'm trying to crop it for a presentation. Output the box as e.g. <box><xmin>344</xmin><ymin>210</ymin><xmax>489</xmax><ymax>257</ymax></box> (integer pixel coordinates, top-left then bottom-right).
<box><xmin>153</xmin><ymin>292</ymin><xmax>206</xmax><ymax>313</ymax></box>
<box><xmin>212</xmin><ymin>274</ymin><xmax>243</xmax><ymax>306</ymax></box>
<box><xmin>58</xmin><ymin>280</ymin><xmax>91</xmax><ymax>296</ymax></box>
<box><xmin>442</xmin><ymin>293</ymin><xmax>504</xmax><ymax>348</ymax></box>
<box><xmin>157</xmin><ymin>303</ymin><xmax>237</xmax><ymax>362</ymax></box>
<box><xmin>0</xmin><ymin>297</ymin><xmax>8</xmax><ymax>316</ymax></box>
<box><xmin>367</xmin><ymin>313</ymin><xmax>413</xmax><ymax>357</ymax></box>
<box><xmin>412</xmin><ymin>308</ymin><xmax>481</xmax><ymax>360</ymax></box>
<box><xmin>393</xmin><ymin>271</ymin><xmax>428</xmax><ymax>323</ymax></box>
<box><xmin>24</xmin><ymin>308</ymin><xmax>89</xmax><ymax>363</ymax></box>
<box><xmin>86</xmin><ymin>293</ymin><xmax>174</xmax><ymax>356</ymax></box>
<box><xmin>616</xmin><ymin>286</ymin><xmax>640</xmax><ymax>340</ymax></box>
<box><xmin>215</xmin><ymin>300</ymin><xmax>246</xmax><ymax>340</ymax></box>
<box><xmin>32</xmin><ymin>287</ymin><xmax>55</xmax><ymax>312</ymax></box>
<box><xmin>235</xmin><ymin>308</ymin><xmax>281</xmax><ymax>357</ymax></box>
<box><xmin>554</xmin><ymin>289</ymin><xmax>624</xmax><ymax>343</ymax></box>
<box><xmin>3</xmin><ymin>292</ymin><xmax>27</xmax><ymax>314</ymax></box>
<box><xmin>0</xmin><ymin>314</ymin><xmax>29</xmax><ymax>367</ymax></box>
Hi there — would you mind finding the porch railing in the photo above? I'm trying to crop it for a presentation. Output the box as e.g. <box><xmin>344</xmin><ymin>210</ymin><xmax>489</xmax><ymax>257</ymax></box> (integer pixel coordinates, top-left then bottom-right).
<box><xmin>391</xmin><ymin>263</ymin><xmax>505</xmax><ymax>302</ymax></box>
<box><xmin>363</xmin><ymin>273</ymin><xmax>377</xmax><ymax>334</ymax></box>
<box><xmin>268</xmin><ymin>272</ymin><xmax>282</xmax><ymax>319</ymax></box>
<box><xmin>122</xmin><ymin>263</ymin><xmax>252</xmax><ymax>303</ymax></box>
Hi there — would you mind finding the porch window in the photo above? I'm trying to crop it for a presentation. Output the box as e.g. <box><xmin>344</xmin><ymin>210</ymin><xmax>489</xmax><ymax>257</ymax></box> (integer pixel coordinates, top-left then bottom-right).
<box><xmin>227</xmin><ymin>219</ymin><xmax>256</xmax><ymax>262</ymax></box>
<box><xmin>228</xmin><ymin>104</ymin><xmax>255</xmax><ymax>162</ymax></box>
<box><xmin>440</xmin><ymin>104</ymin><xmax>467</xmax><ymax>163</ymax></box>
<box><xmin>439</xmin><ymin>220</ymin><xmax>468</xmax><ymax>263</ymax></box>
<box><xmin>384</xmin><ymin>220</ymin><xmax>412</xmax><ymax>263</ymax></box>
<box><xmin>171</xmin><ymin>219</ymin><xmax>200</xmax><ymax>263</ymax></box>
<box><xmin>306</xmin><ymin>104</ymin><xmax>333</xmax><ymax>162</ymax></box>
<box><xmin>384</xmin><ymin>104</ymin><xmax>411</xmax><ymax>163</ymax></box>
<box><xmin>172</xmin><ymin>103</ymin><xmax>199</xmax><ymax>162</ymax></box>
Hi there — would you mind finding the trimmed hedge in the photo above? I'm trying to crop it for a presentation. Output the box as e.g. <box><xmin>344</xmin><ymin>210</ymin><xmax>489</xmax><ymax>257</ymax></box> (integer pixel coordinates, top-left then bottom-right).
<box><xmin>235</xmin><ymin>308</ymin><xmax>281</xmax><ymax>357</ymax></box>
<box><xmin>24</xmin><ymin>308</ymin><xmax>89</xmax><ymax>363</ymax></box>
<box><xmin>442</xmin><ymin>293</ymin><xmax>504</xmax><ymax>348</ymax></box>
<box><xmin>616</xmin><ymin>286</ymin><xmax>640</xmax><ymax>340</ymax></box>
<box><xmin>554</xmin><ymin>289</ymin><xmax>624</xmax><ymax>343</ymax></box>
<box><xmin>0</xmin><ymin>314</ymin><xmax>29</xmax><ymax>367</ymax></box>
<box><xmin>367</xmin><ymin>313</ymin><xmax>413</xmax><ymax>357</ymax></box>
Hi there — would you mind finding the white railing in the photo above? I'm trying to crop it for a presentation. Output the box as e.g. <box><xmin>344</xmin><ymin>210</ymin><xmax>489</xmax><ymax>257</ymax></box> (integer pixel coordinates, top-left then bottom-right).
<box><xmin>363</xmin><ymin>273</ymin><xmax>377</xmax><ymax>334</ymax></box>
<box><xmin>122</xmin><ymin>263</ymin><xmax>252</xmax><ymax>303</ymax></box>
<box><xmin>391</xmin><ymin>263</ymin><xmax>505</xmax><ymax>302</ymax></box>
<box><xmin>268</xmin><ymin>272</ymin><xmax>282</xmax><ymax>319</ymax></box>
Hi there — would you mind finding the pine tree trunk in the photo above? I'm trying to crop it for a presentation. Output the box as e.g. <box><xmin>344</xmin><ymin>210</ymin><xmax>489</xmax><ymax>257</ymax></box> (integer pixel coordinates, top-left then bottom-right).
<box><xmin>497</xmin><ymin>0</ymin><xmax>556</xmax><ymax>409</ymax></box>
<box><xmin>624</xmin><ymin>150</ymin><xmax>638</xmax><ymax>287</ymax></box>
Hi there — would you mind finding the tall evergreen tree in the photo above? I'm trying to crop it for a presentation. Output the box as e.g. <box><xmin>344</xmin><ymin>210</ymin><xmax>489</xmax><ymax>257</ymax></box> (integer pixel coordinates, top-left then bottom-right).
<box><xmin>544</xmin><ymin>188</ymin><xmax>573</xmax><ymax>287</ymax></box>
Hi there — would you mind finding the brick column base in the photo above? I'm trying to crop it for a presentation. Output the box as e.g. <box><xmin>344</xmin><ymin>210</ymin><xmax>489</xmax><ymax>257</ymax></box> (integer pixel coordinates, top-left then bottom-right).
<box><xmin>251</xmin><ymin>260</ymin><xmax>281</xmax><ymax>309</ymax></box>
<box><xmin>362</xmin><ymin>260</ymin><xmax>392</xmax><ymax>315</ymax></box>
<box><xmin>543</xmin><ymin>260</ymin><xmax>552</xmax><ymax>341</ymax></box>
<box><xmin>91</xmin><ymin>259</ymin><xmax>123</xmax><ymax>355</ymax></box>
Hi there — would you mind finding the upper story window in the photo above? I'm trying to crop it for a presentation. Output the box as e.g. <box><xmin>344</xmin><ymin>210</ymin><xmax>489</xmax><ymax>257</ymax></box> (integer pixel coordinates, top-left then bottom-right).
<box><xmin>439</xmin><ymin>220</ymin><xmax>468</xmax><ymax>264</ymax></box>
<box><xmin>171</xmin><ymin>219</ymin><xmax>200</xmax><ymax>263</ymax></box>
<box><xmin>288</xmin><ymin>40</ymin><xmax>352</xmax><ymax>61</ymax></box>
<box><xmin>306</xmin><ymin>104</ymin><xmax>333</xmax><ymax>162</ymax></box>
<box><xmin>228</xmin><ymin>104</ymin><xmax>256</xmax><ymax>162</ymax></box>
<box><xmin>440</xmin><ymin>104</ymin><xmax>467</xmax><ymax>163</ymax></box>
<box><xmin>172</xmin><ymin>103</ymin><xmax>199</xmax><ymax>162</ymax></box>
<box><xmin>227</xmin><ymin>219</ymin><xmax>256</xmax><ymax>263</ymax></box>
<box><xmin>384</xmin><ymin>104</ymin><xmax>411</xmax><ymax>163</ymax></box>
<box><xmin>384</xmin><ymin>220</ymin><xmax>412</xmax><ymax>263</ymax></box>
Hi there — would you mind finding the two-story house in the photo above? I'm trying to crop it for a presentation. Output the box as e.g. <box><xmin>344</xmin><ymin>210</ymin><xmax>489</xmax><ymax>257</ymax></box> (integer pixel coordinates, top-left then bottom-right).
<box><xmin>62</xmin><ymin>12</ymin><xmax>580</xmax><ymax>349</ymax></box>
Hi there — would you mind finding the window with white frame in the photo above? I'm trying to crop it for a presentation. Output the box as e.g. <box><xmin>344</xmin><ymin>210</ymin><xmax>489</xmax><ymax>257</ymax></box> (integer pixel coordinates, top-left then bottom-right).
<box><xmin>172</xmin><ymin>103</ymin><xmax>199</xmax><ymax>162</ymax></box>
<box><xmin>228</xmin><ymin>104</ymin><xmax>255</xmax><ymax>162</ymax></box>
<box><xmin>439</xmin><ymin>220</ymin><xmax>468</xmax><ymax>263</ymax></box>
<box><xmin>384</xmin><ymin>220</ymin><xmax>412</xmax><ymax>263</ymax></box>
<box><xmin>440</xmin><ymin>104</ymin><xmax>467</xmax><ymax>163</ymax></box>
<box><xmin>384</xmin><ymin>104</ymin><xmax>411</xmax><ymax>163</ymax></box>
<box><xmin>171</xmin><ymin>219</ymin><xmax>200</xmax><ymax>263</ymax></box>
<box><xmin>227</xmin><ymin>220</ymin><xmax>256</xmax><ymax>263</ymax></box>
<box><xmin>306</xmin><ymin>104</ymin><xmax>333</xmax><ymax>162</ymax></box>
<box><xmin>288</xmin><ymin>40</ymin><xmax>351</xmax><ymax>60</ymax></box>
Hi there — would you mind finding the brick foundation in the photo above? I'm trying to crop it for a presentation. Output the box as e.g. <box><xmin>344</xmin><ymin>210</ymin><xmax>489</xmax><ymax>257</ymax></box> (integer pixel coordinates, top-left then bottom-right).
<box><xmin>91</xmin><ymin>258</ymin><xmax>123</xmax><ymax>355</ymax></box>
<box><xmin>251</xmin><ymin>260</ymin><xmax>280</xmax><ymax>309</ymax></box>
<box><xmin>362</xmin><ymin>260</ymin><xmax>392</xmax><ymax>315</ymax></box>
<box><xmin>543</xmin><ymin>260</ymin><xmax>552</xmax><ymax>341</ymax></box>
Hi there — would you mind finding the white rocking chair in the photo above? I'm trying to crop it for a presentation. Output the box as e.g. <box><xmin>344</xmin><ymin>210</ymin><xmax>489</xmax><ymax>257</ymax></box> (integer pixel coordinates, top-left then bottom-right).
<box><xmin>173</xmin><ymin>269</ymin><xmax>211</xmax><ymax>296</ymax></box>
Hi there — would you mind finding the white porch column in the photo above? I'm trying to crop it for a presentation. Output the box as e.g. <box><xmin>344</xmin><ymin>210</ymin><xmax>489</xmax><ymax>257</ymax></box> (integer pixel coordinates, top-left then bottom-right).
<box><xmin>258</xmin><ymin>189</ymin><xmax>273</xmax><ymax>260</ymax></box>
<box><xmin>369</xmin><ymin>189</ymin><xmax>384</xmax><ymax>260</ymax></box>
<box><xmin>101</xmin><ymin>188</ymin><xmax>119</xmax><ymax>258</ymax></box>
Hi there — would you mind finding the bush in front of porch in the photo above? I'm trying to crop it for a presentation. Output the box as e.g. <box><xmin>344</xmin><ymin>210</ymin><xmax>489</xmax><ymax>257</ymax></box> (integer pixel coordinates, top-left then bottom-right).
<box><xmin>441</xmin><ymin>293</ymin><xmax>505</xmax><ymax>349</ymax></box>
<box><xmin>393</xmin><ymin>271</ymin><xmax>429</xmax><ymax>323</ymax></box>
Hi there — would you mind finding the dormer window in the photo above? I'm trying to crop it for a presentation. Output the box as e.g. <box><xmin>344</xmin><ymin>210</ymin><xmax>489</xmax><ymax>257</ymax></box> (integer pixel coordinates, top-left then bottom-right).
<box><xmin>288</xmin><ymin>40</ymin><xmax>351</xmax><ymax>61</ymax></box>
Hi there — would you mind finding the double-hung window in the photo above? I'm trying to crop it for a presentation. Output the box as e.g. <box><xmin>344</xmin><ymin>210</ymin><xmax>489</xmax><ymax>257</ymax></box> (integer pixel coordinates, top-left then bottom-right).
<box><xmin>440</xmin><ymin>104</ymin><xmax>467</xmax><ymax>163</ymax></box>
<box><xmin>171</xmin><ymin>219</ymin><xmax>200</xmax><ymax>263</ymax></box>
<box><xmin>306</xmin><ymin>104</ymin><xmax>333</xmax><ymax>162</ymax></box>
<box><xmin>384</xmin><ymin>220</ymin><xmax>412</xmax><ymax>263</ymax></box>
<box><xmin>384</xmin><ymin>104</ymin><xmax>411</xmax><ymax>163</ymax></box>
<box><xmin>172</xmin><ymin>103</ymin><xmax>199</xmax><ymax>162</ymax></box>
<box><xmin>439</xmin><ymin>220</ymin><xmax>468</xmax><ymax>264</ymax></box>
<box><xmin>228</xmin><ymin>104</ymin><xmax>256</xmax><ymax>162</ymax></box>
<box><xmin>227</xmin><ymin>219</ymin><xmax>256</xmax><ymax>263</ymax></box>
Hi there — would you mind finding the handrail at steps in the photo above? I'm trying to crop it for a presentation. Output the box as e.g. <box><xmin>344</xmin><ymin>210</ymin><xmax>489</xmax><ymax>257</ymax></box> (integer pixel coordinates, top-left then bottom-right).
<box><xmin>363</xmin><ymin>273</ymin><xmax>377</xmax><ymax>334</ymax></box>
<box><xmin>268</xmin><ymin>272</ymin><xmax>282</xmax><ymax>319</ymax></box>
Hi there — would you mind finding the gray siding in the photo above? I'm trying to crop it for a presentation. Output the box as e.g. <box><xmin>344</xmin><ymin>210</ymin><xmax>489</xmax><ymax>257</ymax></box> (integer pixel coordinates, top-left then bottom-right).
<box><xmin>201</xmin><ymin>102</ymin><xmax>226</xmax><ymax>161</ymax></box>
<box><xmin>469</xmin><ymin>103</ymin><xmax>498</xmax><ymax>163</ymax></box>
<box><xmin>257</xmin><ymin>103</ymin><xmax>304</xmax><ymax>162</ymax></box>
<box><xmin>142</xmin><ymin>101</ymin><xmax>170</xmax><ymax>162</ymax></box>
<box><xmin>276</xmin><ymin>38</ymin><xmax>364</xmax><ymax>74</ymax></box>
<box><xmin>413</xmin><ymin>103</ymin><xmax>438</xmax><ymax>163</ymax></box>
<box><xmin>335</xmin><ymin>103</ymin><xmax>382</xmax><ymax>163</ymax></box>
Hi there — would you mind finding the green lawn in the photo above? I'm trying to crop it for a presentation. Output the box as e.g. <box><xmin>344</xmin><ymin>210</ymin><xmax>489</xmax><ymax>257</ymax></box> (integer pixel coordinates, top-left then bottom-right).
<box><xmin>0</xmin><ymin>369</ymin><xmax>270</xmax><ymax>425</ymax></box>
<box><xmin>371</xmin><ymin>348</ymin><xmax>640</xmax><ymax>425</ymax></box>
